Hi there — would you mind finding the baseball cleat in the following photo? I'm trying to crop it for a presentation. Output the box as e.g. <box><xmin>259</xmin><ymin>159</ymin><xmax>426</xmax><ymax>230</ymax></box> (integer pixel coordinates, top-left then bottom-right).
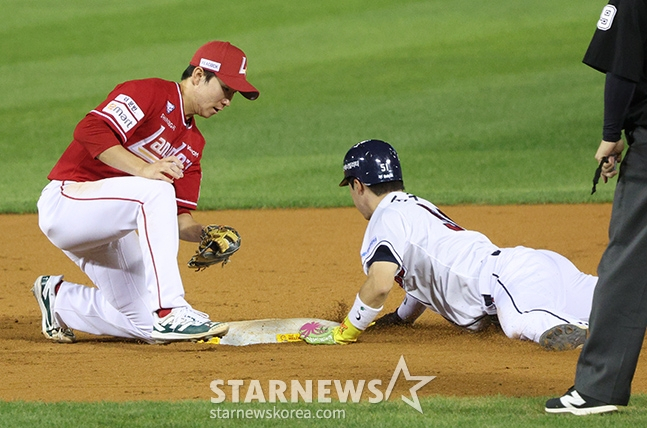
<box><xmin>539</xmin><ymin>324</ymin><xmax>587</xmax><ymax>351</ymax></box>
<box><xmin>545</xmin><ymin>387</ymin><xmax>618</xmax><ymax>415</ymax></box>
<box><xmin>32</xmin><ymin>275</ymin><xmax>76</xmax><ymax>343</ymax></box>
<box><xmin>151</xmin><ymin>307</ymin><xmax>229</xmax><ymax>343</ymax></box>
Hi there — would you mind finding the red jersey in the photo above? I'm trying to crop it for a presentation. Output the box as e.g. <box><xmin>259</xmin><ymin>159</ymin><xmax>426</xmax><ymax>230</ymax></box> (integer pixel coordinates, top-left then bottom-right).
<box><xmin>48</xmin><ymin>78</ymin><xmax>204</xmax><ymax>213</ymax></box>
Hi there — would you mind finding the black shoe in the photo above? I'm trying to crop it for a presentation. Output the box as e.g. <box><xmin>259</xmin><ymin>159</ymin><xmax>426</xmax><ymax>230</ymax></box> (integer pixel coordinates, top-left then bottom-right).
<box><xmin>545</xmin><ymin>387</ymin><xmax>618</xmax><ymax>415</ymax></box>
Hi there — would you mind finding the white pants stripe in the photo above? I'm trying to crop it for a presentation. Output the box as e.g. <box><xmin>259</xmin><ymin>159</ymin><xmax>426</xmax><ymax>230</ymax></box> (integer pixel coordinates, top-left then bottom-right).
<box><xmin>37</xmin><ymin>178</ymin><xmax>189</xmax><ymax>340</ymax></box>
<box><xmin>491</xmin><ymin>248</ymin><xmax>596</xmax><ymax>343</ymax></box>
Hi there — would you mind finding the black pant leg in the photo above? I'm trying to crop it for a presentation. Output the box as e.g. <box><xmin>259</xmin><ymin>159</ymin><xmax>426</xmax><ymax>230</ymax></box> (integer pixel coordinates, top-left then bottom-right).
<box><xmin>575</xmin><ymin>135</ymin><xmax>647</xmax><ymax>405</ymax></box>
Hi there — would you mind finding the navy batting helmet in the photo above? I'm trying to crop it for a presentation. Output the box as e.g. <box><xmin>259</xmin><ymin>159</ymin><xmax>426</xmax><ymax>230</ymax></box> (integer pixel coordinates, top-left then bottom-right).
<box><xmin>339</xmin><ymin>139</ymin><xmax>402</xmax><ymax>186</ymax></box>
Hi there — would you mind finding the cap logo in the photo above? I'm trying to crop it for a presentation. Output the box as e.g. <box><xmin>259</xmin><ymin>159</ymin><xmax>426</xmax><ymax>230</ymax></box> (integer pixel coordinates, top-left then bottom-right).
<box><xmin>344</xmin><ymin>160</ymin><xmax>360</xmax><ymax>171</ymax></box>
<box><xmin>199</xmin><ymin>58</ymin><xmax>221</xmax><ymax>72</ymax></box>
<box><xmin>239</xmin><ymin>57</ymin><xmax>248</xmax><ymax>75</ymax></box>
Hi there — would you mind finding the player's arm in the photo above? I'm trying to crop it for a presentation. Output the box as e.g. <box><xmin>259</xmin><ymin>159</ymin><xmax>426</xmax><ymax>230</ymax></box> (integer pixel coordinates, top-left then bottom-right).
<box><xmin>596</xmin><ymin>72</ymin><xmax>634</xmax><ymax>181</ymax></box>
<box><xmin>302</xmin><ymin>261</ymin><xmax>398</xmax><ymax>345</ymax></box>
<box><xmin>358</xmin><ymin>261</ymin><xmax>399</xmax><ymax>308</ymax></box>
<box><xmin>335</xmin><ymin>261</ymin><xmax>399</xmax><ymax>343</ymax></box>
<box><xmin>373</xmin><ymin>294</ymin><xmax>426</xmax><ymax>327</ymax></box>
<box><xmin>73</xmin><ymin>113</ymin><xmax>184</xmax><ymax>183</ymax></box>
<box><xmin>178</xmin><ymin>213</ymin><xmax>203</xmax><ymax>242</ymax></box>
<box><xmin>96</xmin><ymin>145</ymin><xmax>184</xmax><ymax>183</ymax></box>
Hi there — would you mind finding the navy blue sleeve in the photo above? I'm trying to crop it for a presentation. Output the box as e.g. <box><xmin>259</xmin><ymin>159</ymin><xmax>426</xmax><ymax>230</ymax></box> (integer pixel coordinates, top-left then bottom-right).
<box><xmin>603</xmin><ymin>72</ymin><xmax>637</xmax><ymax>141</ymax></box>
<box><xmin>366</xmin><ymin>245</ymin><xmax>399</xmax><ymax>268</ymax></box>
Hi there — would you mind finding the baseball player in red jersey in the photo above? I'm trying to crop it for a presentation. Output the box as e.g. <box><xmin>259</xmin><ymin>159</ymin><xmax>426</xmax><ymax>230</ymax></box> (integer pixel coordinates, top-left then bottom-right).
<box><xmin>33</xmin><ymin>41</ymin><xmax>259</xmax><ymax>344</ymax></box>
<box><xmin>301</xmin><ymin>140</ymin><xmax>597</xmax><ymax>351</ymax></box>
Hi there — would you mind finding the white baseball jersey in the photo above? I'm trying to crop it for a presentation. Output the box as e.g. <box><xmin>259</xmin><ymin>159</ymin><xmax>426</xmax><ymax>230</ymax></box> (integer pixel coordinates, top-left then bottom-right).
<box><xmin>361</xmin><ymin>191</ymin><xmax>597</xmax><ymax>341</ymax></box>
<box><xmin>360</xmin><ymin>191</ymin><xmax>498</xmax><ymax>329</ymax></box>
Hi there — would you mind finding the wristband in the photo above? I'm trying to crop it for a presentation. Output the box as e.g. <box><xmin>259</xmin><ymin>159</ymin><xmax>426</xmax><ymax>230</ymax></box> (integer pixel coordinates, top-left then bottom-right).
<box><xmin>347</xmin><ymin>294</ymin><xmax>382</xmax><ymax>330</ymax></box>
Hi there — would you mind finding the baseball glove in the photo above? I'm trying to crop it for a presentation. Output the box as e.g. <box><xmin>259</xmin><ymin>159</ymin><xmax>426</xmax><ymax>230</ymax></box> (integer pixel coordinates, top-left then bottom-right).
<box><xmin>187</xmin><ymin>225</ymin><xmax>241</xmax><ymax>271</ymax></box>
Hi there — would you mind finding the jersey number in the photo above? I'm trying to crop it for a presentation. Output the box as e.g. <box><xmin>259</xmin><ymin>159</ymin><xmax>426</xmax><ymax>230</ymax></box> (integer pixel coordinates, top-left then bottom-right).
<box><xmin>417</xmin><ymin>204</ymin><xmax>465</xmax><ymax>231</ymax></box>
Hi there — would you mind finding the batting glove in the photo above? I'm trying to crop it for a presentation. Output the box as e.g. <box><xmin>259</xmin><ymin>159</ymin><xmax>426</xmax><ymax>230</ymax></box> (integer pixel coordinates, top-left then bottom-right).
<box><xmin>299</xmin><ymin>317</ymin><xmax>362</xmax><ymax>345</ymax></box>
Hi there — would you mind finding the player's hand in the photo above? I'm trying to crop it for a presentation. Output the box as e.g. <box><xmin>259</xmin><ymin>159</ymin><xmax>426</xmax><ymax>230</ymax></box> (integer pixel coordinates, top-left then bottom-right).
<box><xmin>299</xmin><ymin>317</ymin><xmax>362</xmax><ymax>345</ymax></box>
<box><xmin>595</xmin><ymin>140</ymin><xmax>624</xmax><ymax>182</ymax></box>
<box><xmin>140</xmin><ymin>156</ymin><xmax>185</xmax><ymax>183</ymax></box>
<box><xmin>96</xmin><ymin>146</ymin><xmax>184</xmax><ymax>182</ymax></box>
<box><xmin>371</xmin><ymin>310</ymin><xmax>411</xmax><ymax>328</ymax></box>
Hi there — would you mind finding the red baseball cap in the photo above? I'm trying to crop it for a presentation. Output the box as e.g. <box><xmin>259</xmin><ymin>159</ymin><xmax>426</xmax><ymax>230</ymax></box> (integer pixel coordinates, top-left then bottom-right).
<box><xmin>190</xmin><ymin>41</ymin><xmax>259</xmax><ymax>100</ymax></box>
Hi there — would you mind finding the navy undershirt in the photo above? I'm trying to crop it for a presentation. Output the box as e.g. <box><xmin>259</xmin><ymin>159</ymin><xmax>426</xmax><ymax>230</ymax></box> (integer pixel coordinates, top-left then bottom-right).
<box><xmin>367</xmin><ymin>245</ymin><xmax>399</xmax><ymax>268</ymax></box>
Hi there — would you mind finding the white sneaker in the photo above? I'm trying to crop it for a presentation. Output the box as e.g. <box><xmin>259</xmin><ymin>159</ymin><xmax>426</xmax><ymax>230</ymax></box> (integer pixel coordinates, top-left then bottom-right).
<box><xmin>31</xmin><ymin>275</ymin><xmax>76</xmax><ymax>343</ymax></box>
<box><xmin>151</xmin><ymin>307</ymin><xmax>229</xmax><ymax>342</ymax></box>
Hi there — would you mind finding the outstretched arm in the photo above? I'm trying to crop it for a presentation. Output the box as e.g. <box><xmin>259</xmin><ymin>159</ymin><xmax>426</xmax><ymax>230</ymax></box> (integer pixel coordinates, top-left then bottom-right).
<box><xmin>373</xmin><ymin>293</ymin><xmax>426</xmax><ymax>327</ymax></box>
<box><xmin>302</xmin><ymin>261</ymin><xmax>399</xmax><ymax>345</ymax></box>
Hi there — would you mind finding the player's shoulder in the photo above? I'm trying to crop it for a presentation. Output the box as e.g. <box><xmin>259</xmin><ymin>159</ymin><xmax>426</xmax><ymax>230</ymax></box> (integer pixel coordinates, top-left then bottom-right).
<box><xmin>381</xmin><ymin>192</ymin><xmax>433</xmax><ymax>210</ymax></box>
<box><xmin>373</xmin><ymin>192</ymin><xmax>425</xmax><ymax>223</ymax></box>
<box><xmin>378</xmin><ymin>191</ymin><xmax>452</xmax><ymax>224</ymax></box>
<box><xmin>613</xmin><ymin>0</ymin><xmax>647</xmax><ymax>16</ymax></box>
<box><xmin>108</xmin><ymin>78</ymin><xmax>178</xmax><ymax>113</ymax></box>
<box><xmin>113</xmin><ymin>78</ymin><xmax>175</xmax><ymax>93</ymax></box>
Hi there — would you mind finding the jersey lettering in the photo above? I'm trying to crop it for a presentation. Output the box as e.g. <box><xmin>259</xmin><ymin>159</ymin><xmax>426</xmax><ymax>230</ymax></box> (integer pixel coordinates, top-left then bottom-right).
<box><xmin>417</xmin><ymin>203</ymin><xmax>465</xmax><ymax>231</ymax></box>
<box><xmin>597</xmin><ymin>5</ymin><xmax>616</xmax><ymax>31</ymax></box>
<box><xmin>127</xmin><ymin>126</ymin><xmax>195</xmax><ymax>169</ymax></box>
<box><xmin>102</xmin><ymin>101</ymin><xmax>138</xmax><ymax>133</ymax></box>
<box><xmin>114</xmin><ymin>94</ymin><xmax>144</xmax><ymax>120</ymax></box>
<box><xmin>160</xmin><ymin>113</ymin><xmax>176</xmax><ymax>131</ymax></box>
<box><xmin>150</xmin><ymin>139</ymin><xmax>172</xmax><ymax>157</ymax></box>
<box><xmin>390</xmin><ymin>193</ymin><xmax>418</xmax><ymax>203</ymax></box>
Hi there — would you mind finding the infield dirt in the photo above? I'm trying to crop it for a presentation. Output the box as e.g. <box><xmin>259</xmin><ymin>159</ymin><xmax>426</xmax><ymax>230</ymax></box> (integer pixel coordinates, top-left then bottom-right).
<box><xmin>2</xmin><ymin>204</ymin><xmax>646</xmax><ymax>402</ymax></box>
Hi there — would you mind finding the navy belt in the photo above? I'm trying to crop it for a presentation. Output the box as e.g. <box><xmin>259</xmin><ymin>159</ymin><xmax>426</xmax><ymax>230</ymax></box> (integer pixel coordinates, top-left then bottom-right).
<box><xmin>483</xmin><ymin>294</ymin><xmax>494</xmax><ymax>307</ymax></box>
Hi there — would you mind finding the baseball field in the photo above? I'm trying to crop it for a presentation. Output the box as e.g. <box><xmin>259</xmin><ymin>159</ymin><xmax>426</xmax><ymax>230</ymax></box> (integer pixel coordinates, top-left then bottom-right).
<box><xmin>2</xmin><ymin>0</ymin><xmax>647</xmax><ymax>426</ymax></box>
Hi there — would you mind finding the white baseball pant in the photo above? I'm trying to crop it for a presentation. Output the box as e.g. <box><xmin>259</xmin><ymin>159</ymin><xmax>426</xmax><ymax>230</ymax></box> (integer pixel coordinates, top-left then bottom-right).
<box><xmin>37</xmin><ymin>178</ymin><xmax>190</xmax><ymax>341</ymax></box>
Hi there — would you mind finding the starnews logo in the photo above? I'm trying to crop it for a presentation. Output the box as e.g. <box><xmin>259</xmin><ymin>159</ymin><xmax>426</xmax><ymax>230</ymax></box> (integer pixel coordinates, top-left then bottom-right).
<box><xmin>210</xmin><ymin>355</ymin><xmax>435</xmax><ymax>414</ymax></box>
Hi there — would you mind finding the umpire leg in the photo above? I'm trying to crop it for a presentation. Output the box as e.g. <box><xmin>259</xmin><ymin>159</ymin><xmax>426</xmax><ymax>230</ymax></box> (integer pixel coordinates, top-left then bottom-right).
<box><xmin>575</xmin><ymin>132</ymin><xmax>647</xmax><ymax>406</ymax></box>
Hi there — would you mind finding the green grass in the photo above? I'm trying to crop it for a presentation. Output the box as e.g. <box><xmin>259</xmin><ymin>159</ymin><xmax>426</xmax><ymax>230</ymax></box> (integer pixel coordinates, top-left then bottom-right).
<box><xmin>2</xmin><ymin>396</ymin><xmax>647</xmax><ymax>427</ymax></box>
<box><xmin>0</xmin><ymin>0</ymin><xmax>632</xmax><ymax>425</ymax></box>
<box><xmin>0</xmin><ymin>0</ymin><xmax>616</xmax><ymax>213</ymax></box>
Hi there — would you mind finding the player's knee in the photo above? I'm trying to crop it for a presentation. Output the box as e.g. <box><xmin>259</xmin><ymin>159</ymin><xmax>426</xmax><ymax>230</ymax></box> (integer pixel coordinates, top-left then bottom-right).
<box><xmin>498</xmin><ymin>313</ymin><xmax>545</xmax><ymax>343</ymax></box>
<box><xmin>148</xmin><ymin>179</ymin><xmax>175</xmax><ymax>196</ymax></box>
<box><xmin>145</xmin><ymin>180</ymin><xmax>177</xmax><ymax>207</ymax></box>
